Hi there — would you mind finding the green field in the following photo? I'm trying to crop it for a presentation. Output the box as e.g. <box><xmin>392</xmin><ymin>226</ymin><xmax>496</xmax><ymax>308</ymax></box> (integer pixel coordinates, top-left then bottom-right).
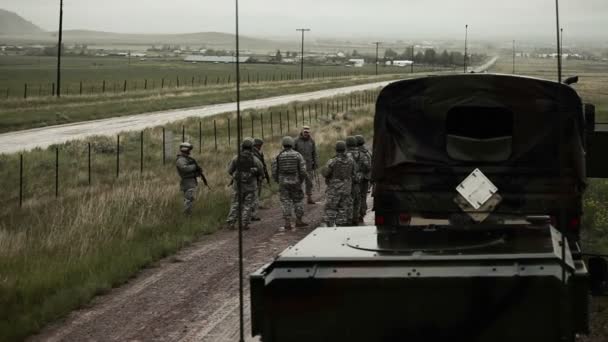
<box><xmin>0</xmin><ymin>55</ymin><xmax>436</xmax><ymax>98</ymax></box>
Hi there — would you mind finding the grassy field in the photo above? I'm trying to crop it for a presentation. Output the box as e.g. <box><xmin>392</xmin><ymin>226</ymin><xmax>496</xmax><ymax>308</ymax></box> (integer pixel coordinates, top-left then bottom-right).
<box><xmin>0</xmin><ymin>90</ymin><xmax>378</xmax><ymax>342</ymax></box>
<box><xmin>0</xmin><ymin>55</ymin><xmax>437</xmax><ymax>98</ymax></box>
<box><xmin>0</xmin><ymin>73</ymin><xmax>405</xmax><ymax>133</ymax></box>
<box><xmin>491</xmin><ymin>56</ymin><xmax>608</xmax><ymax>121</ymax></box>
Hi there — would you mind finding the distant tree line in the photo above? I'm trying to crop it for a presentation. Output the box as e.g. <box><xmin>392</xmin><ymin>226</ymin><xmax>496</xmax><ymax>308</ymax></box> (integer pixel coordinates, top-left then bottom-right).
<box><xmin>383</xmin><ymin>47</ymin><xmax>486</xmax><ymax>66</ymax></box>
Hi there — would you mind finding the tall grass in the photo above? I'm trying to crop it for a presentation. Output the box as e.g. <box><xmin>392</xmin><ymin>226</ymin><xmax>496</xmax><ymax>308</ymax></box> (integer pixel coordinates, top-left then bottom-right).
<box><xmin>0</xmin><ymin>90</ymin><xmax>379</xmax><ymax>342</ymax></box>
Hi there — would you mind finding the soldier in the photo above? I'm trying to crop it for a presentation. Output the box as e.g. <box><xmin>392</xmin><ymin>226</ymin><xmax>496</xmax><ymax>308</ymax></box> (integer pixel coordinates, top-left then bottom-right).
<box><xmin>251</xmin><ymin>138</ymin><xmax>270</xmax><ymax>221</ymax></box>
<box><xmin>346</xmin><ymin>136</ymin><xmax>370</xmax><ymax>225</ymax></box>
<box><xmin>294</xmin><ymin>126</ymin><xmax>318</xmax><ymax>204</ymax></box>
<box><xmin>176</xmin><ymin>142</ymin><xmax>204</xmax><ymax>216</ymax></box>
<box><xmin>272</xmin><ymin>136</ymin><xmax>309</xmax><ymax>231</ymax></box>
<box><xmin>356</xmin><ymin>135</ymin><xmax>373</xmax><ymax>222</ymax></box>
<box><xmin>322</xmin><ymin>141</ymin><xmax>356</xmax><ymax>227</ymax></box>
<box><xmin>225</xmin><ymin>139</ymin><xmax>264</xmax><ymax>230</ymax></box>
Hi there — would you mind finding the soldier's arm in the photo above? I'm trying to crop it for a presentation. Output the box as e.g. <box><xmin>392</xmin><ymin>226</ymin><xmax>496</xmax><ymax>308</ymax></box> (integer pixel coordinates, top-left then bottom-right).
<box><xmin>312</xmin><ymin>140</ymin><xmax>318</xmax><ymax>170</ymax></box>
<box><xmin>227</xmin><ymin>157</ymin><xmax>236</xmax><ymax>176</ymax></box>
<box><xmin>321</xmin><ymin>159</ymin><xmax>334</xmax><ymax>179</ymax></box>
<box><xmin>298</xmin><ymin>154</ymin><xmax>308</xmax><ymax>180</ymax></box>
<box><xmin>176</xmin><ymin>157</ymin><xmax>198</xmax><ymax>173</ymax></box>
<box><xmin>271</xmin><ymin>158</ymin><xmax>279</xmax><ymax>183</ymax></box>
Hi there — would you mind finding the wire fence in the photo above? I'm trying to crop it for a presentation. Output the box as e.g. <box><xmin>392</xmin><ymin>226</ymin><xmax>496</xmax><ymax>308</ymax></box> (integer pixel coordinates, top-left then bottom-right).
<box><xmin>0</xmin><ymin>68</ymin><xmax>408</xmax><ymax>100</ymax></box>
<box><xmin>5</xmin><ymin>89</ymin><xmax>380</xmax><ymax>208</ymax></box>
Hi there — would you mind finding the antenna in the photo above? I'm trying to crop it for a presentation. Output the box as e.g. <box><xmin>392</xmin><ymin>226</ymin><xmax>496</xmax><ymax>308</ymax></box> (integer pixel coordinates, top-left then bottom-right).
<box><xmin>235</xmin><ymin>1</ymin><xmax>245</xmax><ymax>341</ymax></box>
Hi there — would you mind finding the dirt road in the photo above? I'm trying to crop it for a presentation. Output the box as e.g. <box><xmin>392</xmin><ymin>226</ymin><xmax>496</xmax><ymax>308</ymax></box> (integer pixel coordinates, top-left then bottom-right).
<box><xmin>29</xmin><ymin>190</ymin><xmax>327</xmax><ymax>342</ymax></box>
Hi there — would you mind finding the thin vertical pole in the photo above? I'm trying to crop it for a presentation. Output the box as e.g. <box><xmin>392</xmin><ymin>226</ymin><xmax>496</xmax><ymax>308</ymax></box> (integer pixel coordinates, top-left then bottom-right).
<box><xmin>19</xmin><ymin>154</ymin><xmax>23</xmax><ymax>208</ymax></box>
<box><xmin>411</xmin><ymin>45</ymin><xmax>415</xmax><ymax>73</ymax></box>
<box><xmin>279</xmin><ymin>111</ymin><xmax>283</xmax><ymax>134</ymax></box>
<box><xmin>55</xmin><ymin>147</ymin><xmax>59</xmax><ymax>197</ymax></box>
<box><xmin>374</xmin><ymin>42</ymin><xmax>380</xmax><ymax>76</ymax></box>
<box><xmin>251</xmin><ymin>113</ymin><xmax>254</xmax><ymax>137</ymax></box>
<box><xmin>56</xmin><ymin>0</ymin><xmax>63</xmax><ymax>97</ymax></box>
<box><xmin>464</xmin><ymin>24</ymin><xmax>469</xmax><ymax>73</ymax></box>
<box><xmin>512</xmin><ymin>40</ymin><xmax>516</xmax><ymax>74</ymax></box>
<box><xmin>182</xmin><ymin>125</ymin><xmax>185</xmax><ymax>142</ymax></box>
<box><xmin>260</xmin><ymin>113</ymin><xmax>264</xmax><ymax>139</ymax></box>
<box><xmin>295</xmin><ymin>107</ymin><xmax>299</xmax><ymax>127</ymax></box>
<box><xmin>270</xmin><ymin>112</ymin><xmax>274</xmax><ymax>136</ymax></box>
<box><xmin>88</xmin><ymin>142</ymin><xmax>91</xmax><ymax>185</ymax></box>
<box><xmin>214</xmin><ymin>120</ymin><xmax>218</xmax><ymax>150</ymax></box>
<box><xmin>235</xmin><ymin>1</ymin><xmax>245</xmax><ymax>341</ymax></box>
<box><xmin>199</xmin><ymin>121</ymin><xmax>203</xmax><ymax>150</ymax></box>
<box><xmin>116</xmin><ymin>135</ymin><xmax>120</xmax><ymax>177</ymax></box>
<box><xmin>140</xmin><ymin>131</ymin><xmax>144</xmax><ymax>173</ymax></box>
<box><xmin>287</xmin><ymin>109</ymin><xmax>290</xmax><ymax>132</ymax></box>
<box><xmin>162</xmin><ymin>128</ymin><xmax>166</xmax><ymax>165</ymax></box>
<box><xmin>228</xmin><ymin>118</ymin><xmax>231</xmax><ymax>146</ymax></box>
<box><xmin>556</xmin><ymin>1</ymin><xmax>562</xmax><ymax>83</ymax></box>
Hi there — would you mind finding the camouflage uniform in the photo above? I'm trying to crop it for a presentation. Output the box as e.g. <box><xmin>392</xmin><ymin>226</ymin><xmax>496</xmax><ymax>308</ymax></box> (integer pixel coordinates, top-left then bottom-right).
<box><xmin>176</xmin><ymin>151</ymin><xmax>202</xmax><ymax>216</ymax></box>
<box><xmin>294</xmin><ymin>129</ymin><xmax>318</xmax><ymax>201</ymax></box>
<box><xmin>322</xmin><ymin>143</ymin><xmax>356</xmax><ymax>227</ymax></box>
<box><xmin>225</xmin><ymin>148</ymin><xmax>264</xmax><ymax>228</ymax></box>
<box><xmin>356</xmin><ymin>135</ymin><xmax>373</xmax><ymax>221</ymax></box>
<box><xmin>346</xmin><ymin>137</ymin><xmax>370</xmax><ymax>225</ymax></box>
<box><xmin>251</xmin><ymin>140</ymin><xmax>270</xmax><ymax>220</ymax></box>
<box><xmin>272</xmin><ymin>137</ymin><xmax>308</xmax><ymax>229</ymax></box>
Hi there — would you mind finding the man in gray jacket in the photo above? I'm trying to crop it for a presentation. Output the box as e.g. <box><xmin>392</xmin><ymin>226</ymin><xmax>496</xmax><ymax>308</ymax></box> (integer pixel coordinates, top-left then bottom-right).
<box><xmin>294</xmin><ymin>126</ymin><xmax>317</xmax><ymax>204</ymax></box>
<box><xmin>176</xmin><ymin>142</ymin><xmax>202</xmax><ymax>216</ymax></box>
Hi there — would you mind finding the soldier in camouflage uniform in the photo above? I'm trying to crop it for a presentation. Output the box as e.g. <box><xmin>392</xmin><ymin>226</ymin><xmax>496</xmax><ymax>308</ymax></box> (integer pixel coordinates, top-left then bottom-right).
<box><xmin>322</xmin><ymin>141</ymin><xmax>356</xmax><ymax>227</ymax></box>
<box><xmin>346</xmin><ymin>136</ymin><xmax>370</xmax><ymax>225</ymax></box>
<box><xmin>225</xmin><ymin>139</ymin><xmax>264</xmax><ymax>230</ymax></box>
<box><xmin>356</xmin><ymin>135</ymin><xmax>373</xmax><ymax>222</ymax></box>
<box><xmin>251</xmin><ymin>138</ymin><xmax>270</xmax><ymax>221</ymax></box>
<box><xmin>176</xmin><ymin>142</ymin><xmax>203</xmax><ymax>216</ymax></box>
<box><xmin>294</xmin><ymin>126</ymin><xmax>318</xmax><ymax>204</ymax></box>
<box><xmin>272</xmin><ymin>136</ymin><xmax>309</xmax><ymax>231</ymax></box>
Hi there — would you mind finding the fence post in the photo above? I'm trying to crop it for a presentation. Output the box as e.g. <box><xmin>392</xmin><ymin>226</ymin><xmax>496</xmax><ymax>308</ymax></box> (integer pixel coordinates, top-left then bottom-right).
<box><xmin>144</xmin><ymin>79</ymin><xmax>148</xmax><ymax>90</ymax></box>
<box><xmin>177</xmin><ymin>76</ymin><xmax>180</xmax><ymax>88</ymax></box>
<box><xmin>55</xmin><ymin>147</ymin><xmax>59</xmax><ymax>198</ymax></box>
<box><xmin>308</xmin><ymin>104</ymin><xmax>312</xmax><ymax>124</ymax></box>
<box><xmin>88</xmin><ymin>142</ymin><xmax>91</xmax><ymax>185</ymax></box>
<box><xmin>199</xmin><ymin>121</ymin><xmax>202</xmax><ymax>150</ymax></box>
<box><xmin>140</xmin><ymin>131</ymin><xmax>144</xmax><ymax>173</ymax></box>
<box><xmin>287</xmin><ymin>110</ymin><xmax>290</xmax><ymax>132</ymax></box>
<box><xmin>79</xmin><ymin>81</ymin><xmax>83</xmax><ymax>95</ymax></box>
<box><xmin>228</xmin><ymin>74</ymin><xmax>231</xmax><ymax>83</ymax></box>
<box><xmin>191</xmin><ymin>76</ymin><xmax>195</xmax><ymax>87</ymax></box>
<box><xmin>279</xmin><ymin>111</ymin><xmax>283</xmax><ymax>135</ymax></box>
<box><xmin>116</xmin><ymin>135</ymin><xmax>120</xmax><ymax>177</ymax></box>
<box><xmin>161</xmin><ymin>78</ymin><xmax>165</xmax><ymax>89</ymax></box>
<box><xmin>301</xmin><ymin>106</ymin><xmax>305</xmax><ymax>124</ymax></box>
<box><xmin>204</xmin><ymin>76</ymin><xmax>208</xmax><ymax>86</ymax></box>
<box><xmin>260</xmin><ymin>113</ymin><xmax>264</xmax><ymax>139</ymax></box>
<box><xmin>161</xmin><ymin>127</ymin><xmax>166</xmax><ymax>165</ymax></box>
<box><xmin>19</xmin><ymin>154</ymin><xmax>23</xmax><ymax>208</ymax></box>
<box><xmin>24</xmin><ymin>83</ymin><xmax>28</xmax><ymax>99</ymax></box>
<box><xmin>216</xmin><ymin>76</ymin><xmax>220</xmax><ymax>84</ymax></box>
<box><xmin>295</xmin><ymin>107</ymin><xmax>298</xmax><ymax>127</ymax></box>
<box><xmin>228</xmin><ymin>118</ymin><xmax>231</xmax><ymax>146</ymax></box>
<box><xmin>270</xmin><ymin>112</ymin><xmax>274</xmax><ymax>136</ymax></box>
<box><xmin>251</xmin><ymin>114</ymin><xmax>254</xmax><ymax>137</ymax></box>
<box><xmin>102</xmin><ymin>80</ymin><xmax>106</xmax><ymax>93</ymax></box>
<box><xmin>214</xmin><ymin>120</ymin><xmax>218</xmax><ymax>151</ymax></box>
<box><xmin>123</xmin><ymin>80</ymin><xmax>127</xmax><ymax>92</ymax></box>
<box><xmin>52</xmin><ymin>83</ymin><xmax>55</xmax><ymax>96</ymax></box>
<box><xmin>182</xmin><ymin>125</ymin><xmax>185</xmax><ymax>142</ymax></box>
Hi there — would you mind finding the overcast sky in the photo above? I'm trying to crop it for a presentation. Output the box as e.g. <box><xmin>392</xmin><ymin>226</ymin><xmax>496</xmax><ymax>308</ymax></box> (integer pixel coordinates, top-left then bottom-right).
<box><xmin>3</xmin><ymin>0</ymin><xmax>607</xmax><ymax>42</ymax></box>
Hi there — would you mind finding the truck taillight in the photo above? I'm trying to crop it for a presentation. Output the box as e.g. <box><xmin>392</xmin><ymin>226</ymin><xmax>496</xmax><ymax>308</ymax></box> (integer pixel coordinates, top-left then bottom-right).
<box><xmin>568</xmin><ymin>217</ymin><xmax>581</xmax><ymax>231</ymax></box>
<box><xmin>399</xmin><ymin>213</ymin><xmax>412</xmax><ymax>226</ymax></box>
<box><xmin>375</xmin><ymin>215</ymin><xmax>385</xmax><ymax>225</ymax></box>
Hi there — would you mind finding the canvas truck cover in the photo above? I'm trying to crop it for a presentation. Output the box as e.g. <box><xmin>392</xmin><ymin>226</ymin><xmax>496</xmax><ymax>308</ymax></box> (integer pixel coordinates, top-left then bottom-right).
<box><xmin>372</xmin><ymin>74</ymin><xmax>586</xmax><ymax>184</ymax></box>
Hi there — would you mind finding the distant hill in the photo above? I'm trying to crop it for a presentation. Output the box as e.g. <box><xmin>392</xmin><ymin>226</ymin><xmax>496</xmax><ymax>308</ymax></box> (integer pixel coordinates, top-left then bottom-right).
<box><xmin>0</xmin><ymin>9</ymin><xmax>44</xmax><ymax>35</ymax></box>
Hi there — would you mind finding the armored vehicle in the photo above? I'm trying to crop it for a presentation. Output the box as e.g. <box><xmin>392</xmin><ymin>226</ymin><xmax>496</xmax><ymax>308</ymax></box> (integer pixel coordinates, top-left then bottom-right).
<box><xmin>250</xmin><ymin>74</ymin><xmax>608</xmax><ymax>342</ymax></box>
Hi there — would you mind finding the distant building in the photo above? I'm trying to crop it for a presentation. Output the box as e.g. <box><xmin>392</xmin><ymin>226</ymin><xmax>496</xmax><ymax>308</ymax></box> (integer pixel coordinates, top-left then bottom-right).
<box><xmin>391</xmin><ymin>60</ymin><xmax>414</xmax><ymax>67</ymax></box>
<box><xmin>183</xmin><ymin>55</ymin><xmax>251</xmax><ymax>63</ymax></box>
<box><xmin>347</xmin><ymin>59</ymin><xmax>365</xmax><ymax>67</ymax></box>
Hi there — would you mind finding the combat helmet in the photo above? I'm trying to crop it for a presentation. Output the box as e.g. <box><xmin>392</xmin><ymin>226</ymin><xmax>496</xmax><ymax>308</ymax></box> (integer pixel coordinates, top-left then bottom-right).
<box><xmin>336</xmin><ymin>141</ymin><xmax>347</xmax><ymax>152</ymax></box>
<box><xmin>282</xmin><ymin>136</ymin><xmax>295</xmax><ymax>147</ymax></box>
<box><xmin>345</xmin><ymin>136</ymin><xmax>357</xmax><ymax>148</ymax></box>
<box><xmin>180</xmin><ymin>142</ymin><xmax>194</xmax><ymax>152</ymax></box>
<box><xmin>355</xmin><ymin>135</ymin><xmax>365</xmax><ymax>147</ymax></box>
<box><xmin>254</xmin><ymin>138</ymin><xmax>264</xmax><ymax>146</ymax></box>
<box><xmin>242</xmin><ymin>139</ymin><xmax>254</xmax><ymax>150</ymax></box>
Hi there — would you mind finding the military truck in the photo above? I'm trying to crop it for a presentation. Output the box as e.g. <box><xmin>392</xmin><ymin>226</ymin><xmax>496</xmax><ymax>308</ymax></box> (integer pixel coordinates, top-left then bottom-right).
<box><xmin>250</xmin><ymin>74</ymin><xmax>608</xmax><ymax>342</ymax></box>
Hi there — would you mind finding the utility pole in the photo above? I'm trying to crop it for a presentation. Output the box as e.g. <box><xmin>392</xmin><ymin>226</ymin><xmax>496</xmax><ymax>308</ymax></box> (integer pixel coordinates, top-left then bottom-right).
<box><xmin>555</xmin><ymin>0</ymin><xmax>562</xmax><ymax>83</ymax></box>
<box><xmin>512</xmin><ymin>40</ymin><xmax>516</xmax><ymax>74</ymax></box>
<box><xmin>296</xmin><ymin>28</ymin><xmax>310</xmax><ymax>80</ymax></box>
<box><xmin>411</xmin><ymin>45</ymin><xmax>415</xmax><ymax>73</ymax></box>
<box><xmin>373</xmin><ymin>42</ymin><xmax>381</xmax><ymax>76</ymax></box>
<box><xmin>464</xmin><ymin>24</ymin><xmax>468</xmax><ymax>73</ymax></box>
<box><xmin>56</xmin><ymin>0</ymin><xmax>64</xmax><ymax>97</ymax></box>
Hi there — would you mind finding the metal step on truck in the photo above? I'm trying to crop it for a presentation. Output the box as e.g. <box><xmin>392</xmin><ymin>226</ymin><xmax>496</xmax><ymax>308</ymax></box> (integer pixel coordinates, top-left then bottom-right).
<box><xmin>250</xmin><ymin>74</ymin><xmax>608</xmax><ymax>342</ymax></box>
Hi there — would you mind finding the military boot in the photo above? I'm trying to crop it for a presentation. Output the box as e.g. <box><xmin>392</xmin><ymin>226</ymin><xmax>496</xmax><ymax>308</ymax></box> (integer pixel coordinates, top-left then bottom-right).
<box><xmin>279</xmin><ymin>219</ymin><xmax>292</xmax><ymax>232</ymax></box>
<box><xmin>295</xmin><ymin>218</ymin><xmax>309</xmax><ymax>228</ymax></box>
<box><xmin>307</xmin><ymin>195</ymin><xmax>316</xmax><ymax>204</ymax></box>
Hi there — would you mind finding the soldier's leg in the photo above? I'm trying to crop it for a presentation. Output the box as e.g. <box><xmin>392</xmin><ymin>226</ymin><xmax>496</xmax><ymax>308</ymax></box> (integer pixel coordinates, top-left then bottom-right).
<box><xmin>293</xmin><ymin>185</ymin><xmax>306</xmax><ymax>221</ymax></box>
<box><xmin>337</xmin><ymin>194</ymin><xmax>353</xmax><ymax>226</ymax></box>
<box><xmin>323</xmin><ymin>190</ymin><xmax>340</xmax><ymax>226</ymax></box>
<box><xmin>251</xmin><ymin>186</ymin><xmax>260</xmax><ymax>221</ymax></box>
<box><xmin>242</xmin><ymin>191</ymin><xmax>256</xmax><ymax>227</ymax></box>
<box><xmin>359</xmin><ymin>180</ymin><xmax>369</xmax><ymax>220</ymax></box>
<box><xmin>305</xmin><ymin>170</ymin><xmax>314</xmax><ymax>196</ymax></box>
<box><xmin>225</xmin><ymin>190</ymin><xmax>240</xmax><ymax>226</ymax></box>
<box><xmin>351</xmin><ymin>186</ymin><xmax>361</xmax><ymax>225</ymax></box>
<box><xmin>183</xmin><ymin>187</ymin><xmax>196</xmax><ymax>216</ymax></box>
<box><xmin>279</xmin><ymin>185</ymin><xmax>294</xmax><ymax>223</ymax></box>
